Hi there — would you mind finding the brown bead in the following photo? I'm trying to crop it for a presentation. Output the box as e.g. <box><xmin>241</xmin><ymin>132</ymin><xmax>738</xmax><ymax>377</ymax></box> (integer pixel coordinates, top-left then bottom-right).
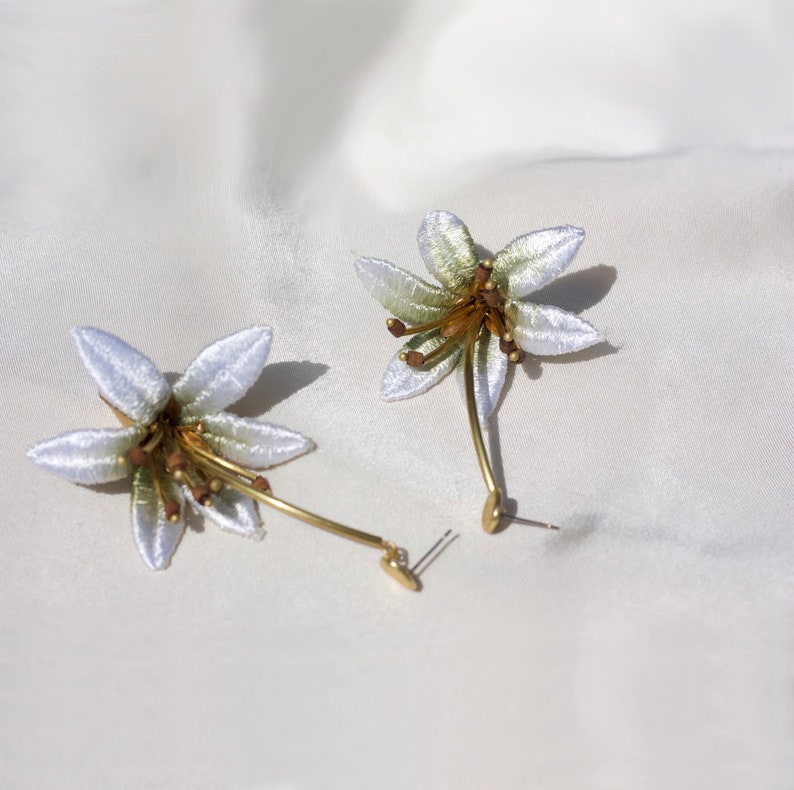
<box><xmin>406</xmin><ymin>351</ymin><xmax>425</xmax><ymax>367</ymax></box>
<box><xmin>499</xmin><ymin>338</ymin><xmax>516</xmax><ymax>354</ymax></box>
<box><xmin>166</xmin><ymin>452</ymin><xmax>187</xmax><ymax>473</ymax></box>
<box><xmin>127</xmin><ymin>446</ymin><xmax>149</xmax><ymax>466</ymax></box>
<box><xmin>164</xmin><ymin>501</ymin><xmax>181</xmax><ymax>523</ymax></box>
<box><xmin>387</xmin><ymin>318</ymin><xmax>406</xmax><ymax>338</ymax></box>
<box><xmin>483</xmin><ymin>289</ymin><xmax>501</xmax><ymax>308</ymax></box>
<box><xmin>474</xmin><ymin>265</ymin><xmax>491</xmax><ymax>282</ymax></box>
<box><xmin>253</xmin><ymin>476</ymin><xmax>271</xmax><ymax>493</ymax></box>
<box><xmin>191</xmin><ymin>484</ymin><xmax>212</xmax><ymax>506</ymax></box>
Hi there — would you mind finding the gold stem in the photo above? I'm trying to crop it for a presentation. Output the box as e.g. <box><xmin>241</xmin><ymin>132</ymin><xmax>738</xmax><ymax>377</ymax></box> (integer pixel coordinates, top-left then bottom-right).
<box><xmin>179</xmin><ymin>438</ymin><xmax>419</xmax><ymax>589</ymax></box>
<box><xmin>463</xmin><ymin>323</ymin><xmax>503</xmax><ymax>533</ymax></box>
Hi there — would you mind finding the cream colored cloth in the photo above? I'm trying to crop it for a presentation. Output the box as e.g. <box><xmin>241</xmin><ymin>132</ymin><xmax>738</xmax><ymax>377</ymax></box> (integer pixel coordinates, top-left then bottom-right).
<box><xmin>2</xmin><ymin>2</ymin><xmax>792</xmax><ymax>788</ymax></box>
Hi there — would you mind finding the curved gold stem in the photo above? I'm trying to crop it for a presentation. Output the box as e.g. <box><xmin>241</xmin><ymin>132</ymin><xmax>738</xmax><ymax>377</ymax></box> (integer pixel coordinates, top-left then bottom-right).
<box><xmin>180</xmin><ymin>439</ymin><xmax>419</xmax><ymax>590</ymax></box>
<box><xmin>463</xmin><ymin>324</ymin><xmax>503</xmax><ymax>532</ymax></box>
<box><xmin>462</xmin><ymin>325</ymin><xmax>559</xmax><ymax>533</ymax></box>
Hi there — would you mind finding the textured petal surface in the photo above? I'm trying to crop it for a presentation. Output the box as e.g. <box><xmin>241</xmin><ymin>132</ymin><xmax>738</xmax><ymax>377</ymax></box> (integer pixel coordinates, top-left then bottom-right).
<box><xmin>201</xmin><ymin>412</ymin><xmax>314</xmax><ymax>469</ymax></box>
<box><xmin>27</xmin><ymin>426</ymin><xmax>144</xmax><ymax>485</ymax></box>
<box><xmin>417</xmin><ymin>210</ymin><xmax>479</xmax><ymax>292</ymax></box>
<box><xmin>188</xmin><ymin>487</ymin><xmax>263</xmax><ymax>540</ymax></box>
<box><xmin>456</xmin><ymin>330</ymin><xmax>508</xmax><ymax>423</ymax></box>
<box><xmin>508</xmin><ymin>301</ymin><xmax>604</xmax><ymax>355</ymax></box>
<box><xmin>174</xmin><ymin>327</ymin><xmax>272</xmax><ymax>416</ymax></box>
<box><xmin>381</xmin><ymin>330</ymin><xmax>462</xmax><ymax>401</ymax></box>
<box><xmin>493</xmin><ymin>226</ymin><xmax>585</xmax><ymax>298</ymax></box>
<box><xmin>354</xmin><ymin>257</ymin><xmax>456</xmax><ymax>324</ymax></box>
<box><xmin>131</xmin><ymin>466</ymin><xmax>186</xmax><ymax>571</ymax></box>
<box><xmin>72</xmin><ymin>327</ymin><xmax>170</xmax><ymax>425</ymax></box>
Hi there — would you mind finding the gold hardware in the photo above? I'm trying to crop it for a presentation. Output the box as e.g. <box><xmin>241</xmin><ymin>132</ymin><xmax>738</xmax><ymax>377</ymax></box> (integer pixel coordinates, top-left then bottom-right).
<box><xmin>463</xmin><ymin>325</ymin><xmax>559</xmax><ymax>533</ymax></box>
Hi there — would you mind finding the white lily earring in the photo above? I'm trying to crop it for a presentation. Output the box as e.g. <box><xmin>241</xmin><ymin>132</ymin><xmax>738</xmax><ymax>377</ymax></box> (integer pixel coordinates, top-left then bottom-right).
<box><xmin>356</xmin><ymin>211</ymin><xmax>607</xmax><ymax>533</ymax></box>
<box><xmin>28</xmin><ymin>326</ymin><xmax>422</xmax><ymax>590</ymax></box>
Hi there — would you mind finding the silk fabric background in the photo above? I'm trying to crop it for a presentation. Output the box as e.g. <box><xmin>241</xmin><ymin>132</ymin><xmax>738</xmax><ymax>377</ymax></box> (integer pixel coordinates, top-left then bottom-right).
<box><xmin>1</xmin><ymin>2</ymin><xmax>792</xmax><ymax>788</ymax></box>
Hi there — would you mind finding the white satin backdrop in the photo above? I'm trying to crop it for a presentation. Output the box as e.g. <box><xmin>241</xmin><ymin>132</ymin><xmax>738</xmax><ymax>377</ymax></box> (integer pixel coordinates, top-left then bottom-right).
<box><xmin>1</xmin><ymin>2</ymin><xmax>793</xmax><ymax>788</ymax></box>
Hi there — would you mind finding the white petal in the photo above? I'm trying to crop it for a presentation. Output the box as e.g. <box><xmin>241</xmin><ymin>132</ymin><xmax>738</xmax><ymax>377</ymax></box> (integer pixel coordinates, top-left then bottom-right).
<box><xmin>27</xmin><ymin>426</ymin><xmax>144</xmax><ymax>485</ymax></box>
<box><xmin>188</xmin><ymin>487</ymin><xmax>263</xmax><ymax>540</ymax></box>
<box><xmin>417</xmin><ymin>211</ymin><xmax>479</xmax><ymax>292</ymax></box>
<box><xmin>456</xmin><ymin>331</ymin><xmax>508</xmax><ymax>423</ymax></box>
<box><xmin>201</xmin><ymin>412</ymin><xmax>314</xmax><ymax>469</ymax></box>
<box><xmin>508</xmin><ymin>301</ymin><xmax>604</xmax><ymax>356</ymax></box>
<box><xmin>381</xmin><ymin>330</ymin><xmax>462</xmax><ymax>401</ymax></box>
<box><xmin>493</xmin><ymin>226</ymin><xmax>585</xmax><ymax>298</ymax></box>
<box><xmin>131</xmin><ymin>467</ymin><xmax>186</xmax><ymax>570</ymax></box>
<box><xmin>72</xmin><ymin>327</ymin><xmax>170</xmax><ymax>425</ymax></box>
<box><xmin>354</xmin><ymin>257</ymin><xmax>456</xmax><ymax>324</ymax></box>
<box><xmin>174</xmin><ymin>327</ymin><xmax>272</xmax><ymax>417</ymax></box>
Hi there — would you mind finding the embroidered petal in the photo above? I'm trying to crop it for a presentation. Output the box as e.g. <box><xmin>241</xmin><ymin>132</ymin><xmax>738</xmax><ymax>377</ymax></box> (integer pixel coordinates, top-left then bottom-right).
<box><xmin>456</xmin><ymin>331</ymin><xmax>508</xmax><ymax>423</ymax></box>
<box><xmin>200</xmin><ymin>412</ymin><xmax>314</xmax><ymax>469</ymax></box>
<box><xmin>174</xmin><ymin>327</ymin><xmax>272</xmax><ymax>417</ymax></box>
<box><xmin>131</xmin><ymin>466</ymin><xmax>185</xmax><ymax>570</ymax></box>
<box><xmin>354</xmin><ymin>257</ymin><xmax>457</xmax><ymax>325</ymax></box>
<box><xmin>493</xmin><ymin>226</ymin><xmax>585</xmax><ymax>298</ymax></box>
<box><xmin>27</xmin><ymin>426</ymin><xmax>144</xmax><ymax>485</ymax></box>
<box><xmin>188</xmin><ymin>487</ymin><xmax>263</xmax><ymax>540</ymax></box>
<box><xmin>381</xmin><ymin>330</ymin><xmax>462</xmax><ymax>401</ymax></box>
<box><xmin>72</xmin><ymin>327</ymin><xmax>170</xmax><ymax>425</ymax></box>
<box><xmin>418</xmin><ymin>211</ymin><xmax>479</xmax><ymax>292</ymax></box>
<box><xmin>507</xmin><ymin>301</ymin><xmax>604</xmax><ymax>356</ymax></box>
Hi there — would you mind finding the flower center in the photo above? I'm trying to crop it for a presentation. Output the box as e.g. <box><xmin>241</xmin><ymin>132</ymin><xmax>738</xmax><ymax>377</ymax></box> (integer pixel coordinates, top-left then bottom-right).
<box><xmin>387</xmin><ymin>258</ymin><xmax>526</xmax><ymax>367</ymax></box>
<box><xmin>116</xmin><ymin>397</ymin><xmax>269</xmax><ymax>522</ymax></box>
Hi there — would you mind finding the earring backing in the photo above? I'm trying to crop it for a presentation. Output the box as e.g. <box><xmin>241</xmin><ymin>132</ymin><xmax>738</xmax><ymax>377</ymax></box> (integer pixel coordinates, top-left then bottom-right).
<box><xmin>356</xmin><ymin>210</ymin><xmax>606</xmax><ymax>532</ymax></box>
<box><xmin>28</xmin><ymin>326</ymin><xmax>423</xmax><ymax>589</ymax></box>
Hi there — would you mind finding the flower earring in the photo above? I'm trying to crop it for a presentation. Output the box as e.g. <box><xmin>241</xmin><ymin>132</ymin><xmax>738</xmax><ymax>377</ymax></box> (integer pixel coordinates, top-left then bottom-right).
<box><xmin>28</xmin><ymin>326</ymin><xmax>420</xmax><ymax>589</ymax></box>
<box><xmin>355</xmin><ymin>210</ymin><xmax>606</xmax><ymax>533</ymax></box>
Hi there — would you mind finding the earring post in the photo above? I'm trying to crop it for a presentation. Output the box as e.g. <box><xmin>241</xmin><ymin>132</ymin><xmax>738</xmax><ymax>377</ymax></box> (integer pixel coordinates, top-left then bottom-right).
<box><xmin>180</xmin><ymin>439</ymin><xmax>419</xmax><ymax>589</ymax></box>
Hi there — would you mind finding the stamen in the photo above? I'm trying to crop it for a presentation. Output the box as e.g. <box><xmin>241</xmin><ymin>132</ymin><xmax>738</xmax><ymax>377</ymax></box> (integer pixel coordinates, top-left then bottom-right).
<box><xmin>164</xmin><ymin>501</ymin><xmax>181</xmax><ymax>523</ymax></box>
<box><xmin>127</xmin><ymin>446</ymin><xmax>149</xmax><ymax>466</ymax></box>
<box><xmin>481</xmin><ymin>258</ymin><xmax>494</xmax><ymax>270</ymax></box>
<box><xmin>421</xmin><ymin>313</ymin><xmax>481</xmax><ymax>366</ymax></box>
<box><xmin>394</xmin><ymin>301</ymin><xmax>476</xmax><ymax>337</ymax></box>
<box><xmin>474</xmin><ymin>265</ymin><xmax>491</xmax><ymax>282</ymax></box>
<box><xmin>502</xmin><ymin>331</ymin><xmax>513</xmax><ymax>343</ymax></box>
<box><xmin>208</xmin><ymin>477</ymin><xmax>223</xmax><ymax>493</ymax></box>
<box><xmin>482</xmin><ymin>280</ymin><xmax>501</xmax><ymax>308</ymax></box>
<box><xmin>191</xmin><ymin>484</ymin><xmax>213</xmax><ymax>507</ymax></box>
<box><xmin>508</xmin><ymin>349</ymin><xmax>526</xmax><ymax>364</ymax></box>
<box><xmin>252</xmin><ymin>476</ymin><xmax>271</xmax><ymax>493</ymax></box>
<box><xmin>139</xmin><ymin>425</ymin><xmax>165</xmax><ymax>453</ymax></box>
<box><xmin>386</xmin><ymin>318</ymin><xmax>406</xmax><ymax>338</ymax></box>
<box><xmin>166</xmin><ymin>451</ymin><xmax>187</xmax><ymax>478</ymax></box>
<box><xmin>399</xmin><ymin>352</ymin><xmax>408</xmax><ymax>362</ymax></box>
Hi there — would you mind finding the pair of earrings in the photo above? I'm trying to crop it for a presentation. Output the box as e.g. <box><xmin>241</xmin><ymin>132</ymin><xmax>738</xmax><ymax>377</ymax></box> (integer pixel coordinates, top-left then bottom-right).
<box><xmin>28</xmin><ymin>211</ymin><xmax>605</xmax><ymax>590</ymax></box>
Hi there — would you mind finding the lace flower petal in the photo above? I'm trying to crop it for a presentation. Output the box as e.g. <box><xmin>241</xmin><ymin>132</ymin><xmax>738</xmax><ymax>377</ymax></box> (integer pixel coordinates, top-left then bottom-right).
<box><xmin>508</xmin><ymin>301</ymin><xmax>604</xmax><ymax>355</ymax></box>
<box><xmin>493</xmin><ymin>226</ymin><xmax>585</xmax><ymax>298</ymax></box>
<box><xmin>72</xmin><ymin>327</ymin><xmax>170</xmax><ymax>425</ymax></box>
<box><xmin>27</xmin><ymin>426</ymin><xmax>144</xmax><ymax>485</ymax></box>
<box><xmin>174</xmin><ymin>327</ymin><xmax>272</xmax><ymax>417</ymax></box>
<box><xmin>131</xmin><ymin>466</ymin><xmax>186</xmax><ymax>570</ymax></box>
<box><xmin>418</xmin><ymin>211</ymin><xmax>479</xmax><ymax>292</ymax></box>
<box><xmin>355</xmin><ymin>257</ymin><xmax>456</xmax><ymax>325</ymax></box>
